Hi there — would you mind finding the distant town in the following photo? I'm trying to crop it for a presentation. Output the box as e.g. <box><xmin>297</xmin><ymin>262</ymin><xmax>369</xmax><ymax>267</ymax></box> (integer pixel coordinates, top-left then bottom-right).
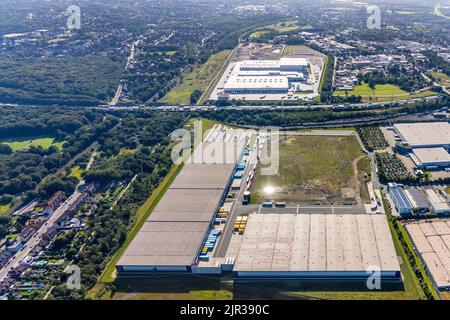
<box><xmin>0</xmin><ymin>0</ymin><xmax>449</xmax><ymax>306</ymax></box>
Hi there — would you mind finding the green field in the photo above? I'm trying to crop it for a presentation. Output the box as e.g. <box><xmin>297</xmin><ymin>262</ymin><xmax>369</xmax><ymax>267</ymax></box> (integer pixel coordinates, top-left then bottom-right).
<box><xmin>249</xmin><ymin>30</ymin><xmax>268</xmax><ymax>39</ymax></box>
<box><xmin>432</xmin><ymin>72</ymin><xmax>450</xmax><ymax>86</ymax></box>
<box><xmin>0</xmin><ymin>202</ymin><xmax>11</xmax><ymax>216</ymax></box>
<box><xmin>1</xmin><ymin>137</ymin><xmax>65</xmax><ymax>151</ymax></box>
<box><xmin>160</xmin><ymin>50</ymin><xmax>231</xmax><ymax>104</ymax></box>
<box><xmin>265</xmin><ymin>19</ymin><xmax>301</xmax><ymax>32</ymax></box>
<box><xmin>334</xmin><ymin>83</ymin><xmax>438</xmax><ymax>103</ymax></box>
<box><xmin>250</xmin><ymin>134</ymin><xmax>365</xmax><ymax>204</ymax></box>
<box><xmin>335</xmin><ymin>83</ymin><xmax>407</xmax><ymax>97</ymax></box>
<box><xmin>70</xmin><ymin>166</ymin><xmax>83</xmax><ymax>179</ymax></box>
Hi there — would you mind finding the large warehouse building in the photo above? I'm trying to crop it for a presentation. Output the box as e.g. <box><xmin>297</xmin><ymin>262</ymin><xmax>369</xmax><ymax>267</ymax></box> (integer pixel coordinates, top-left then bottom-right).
<box><xmin>116</xmin><ymin>136</ymin><xmax>247</xmax><ymax>274</ymax></box>
<box><xmin>223</xmin><ymin>58</ymin><xmax>309</xmax><ymax>94</ymax></box>
<box><xmin>393</xmin><ymin>122</ymin><xmax>450</xmax><ymax>148</ymax></box>
<box><xmin>405</xmin><ymin>220</ymin><xmax>450</xmax><ymax>290</ymax></box>
<box><xmin>410</xmin><ymin>147</ymin><xmax>450</xmax><ymax>169</ymax></box>
<box><xmin>233</xmin><ymin>213</ymin><xmax>401</xmax><ymax>280</ymax></box>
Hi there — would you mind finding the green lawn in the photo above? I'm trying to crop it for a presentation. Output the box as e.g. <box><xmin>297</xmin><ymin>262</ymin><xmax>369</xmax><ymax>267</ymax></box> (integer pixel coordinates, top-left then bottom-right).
<box><xmin>1</xmin><ymin>137</ymin><xmax>65</xmax><ymax>151</ymax></box>
<box><xmin>185</xmin><ymin>118</ymin><xmax>217</xmax><ymax>140</ymax></box>
<box><xmin>362</xmin><ymin>91</ymin><xmax>437</xmax><ymax>103</ymax></box>
<box><xmin>70</xmin><ymin>166</ymin><xmax>83</xmax><ymax>180</ymax></box>
<box><xmin>334</xmin><ymin>83</ymin><xmax>438</xmax><ymax>103</ymax></box>
<box><xmin>265</xmin><ymin>19</ymin><xmax>301</xmax><ymax>32</ymax></box>
<box><xmin>160</xmin><ymin>50</ymin><xmax>231</xmax><ymax>104</ymax></box>
<box><xmin>431</xmin><ymin>72</ymin><xmax>450</xmax><ymax>86</ymax></box>
<box><xmin>335</xmin><ymin>83</ymin><xmax>407</xmax><ymax>97</ymax></box>
<box><xmin>0</xmin><ymin>202</ymin><xmax>12</xmax><ymax>216</ymax></box>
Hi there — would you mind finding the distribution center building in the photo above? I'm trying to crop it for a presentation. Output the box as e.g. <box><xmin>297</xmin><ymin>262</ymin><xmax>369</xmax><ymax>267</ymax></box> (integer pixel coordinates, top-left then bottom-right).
<box><xmin>233</xmin><ymin>213</ymin><xmax>401</xmax><ymax>280</ymax></box>
<box><xmin>410</xmin><ymin>147</ymin><xmax>450</xmax><ymax>169</ymax></box>
<box><xmin>116</xmin><ymin>138</ymin><xmax>245</xmax><ymax>273</ymax></box>
<box><xmin>223</xmin><ymin>58</ymin><xmax>309</xmax><ymax>95</ymax></box>
<box><xmin>389</xmin><ymin>186</ymin><xmax>413</xmax><ymax>216</ymax></box>
<box><xmin>405</xmin><ymin>220</ymin><xmax>450</xmax><ymax>290</ymax></box>
<box><xmin>393</xmin><ymin>122</ymin><xmax>450</xmax><ymax>148</ymax></box>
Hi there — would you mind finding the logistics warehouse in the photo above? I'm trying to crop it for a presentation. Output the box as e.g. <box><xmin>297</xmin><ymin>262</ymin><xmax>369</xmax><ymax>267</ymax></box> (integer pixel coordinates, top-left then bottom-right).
<box><xmin>223</xmin><ymin>58</ymin><xmax>309</xmax><ymax>94</ymax></box>
<box><xmin>394</xmin><ymin>122</ymin><xmax>450</xmax><ymax>169</ymax></box>
<box><xmin>116</xmin><ymin>126</ymin><xmax>401</xmax><ymax>281</ymax></box>
<box><xmin>116</xmin><ymin>127</ymin><xmax>248</xmax><ymax>273</ymax></box>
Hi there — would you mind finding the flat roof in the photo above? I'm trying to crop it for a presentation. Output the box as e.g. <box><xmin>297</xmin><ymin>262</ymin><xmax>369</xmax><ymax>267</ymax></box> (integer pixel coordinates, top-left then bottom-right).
<box><xmin>412</xmin><ymin>148</ymin><xmax>450</xmax><ymax>165</ymax></box>
<box><xmin>405</xmin><ymin>219</ymin><xmax>450</xmax><ymax>289</ymax></box>
<box><xmin>224</xmin><ymin>75</ymin><xmax>289</xmax><ymax>90</ymax></box>
<box><xmin>425</xmin><ymin>189</ymin><xmax>450</xmax><ymax>212</ymax></box>
<box><xmin>117</xmin><ymin>222</ymin><xmax>210</xmax><ymax>267</ymax></box>
<box><xmin>170</xmin><ymin>164</ymin><xmax>234</xmax><ymax>190</ymax></box>
<box><xmin>188</xmin><ymin>141</ymin><xmax>246</xmax><ymax>164</ymax></box>
<box><xmin>240</xmin><ymin>60</ymin><xmax>280</xmax><ymax>69</ymax></box>
<box><xmin>394</xmin><ymin>122</ymin><xmax>450</xmax><ymax>147</ymax></box>
<box><xmin>280</xmin><ymin>57</ymin><xmax>308</xmax><ymax>66</ymax></box>
<box><xmin>407</xmin><ymin>188</ymin><xmax>429</xmax><ymax>209</ymax></box>
<box><xmin>390</xmin><ymin>187</ymin><xmax>412</xmax><ymax>210</ymax></box>
<box><xmin>118</xmin><ymin>126</ymin><xmax>244</xmax><ymax>268</ymax></box>
<box><xmin>149</xmin><ymin>188</ymin><xmax>224</xmax><ymax>222</ymax></box>
<box><xmin>234</xmin><ymin>213</ymin><xmax>400</xmax><ymax>272</ymax></box>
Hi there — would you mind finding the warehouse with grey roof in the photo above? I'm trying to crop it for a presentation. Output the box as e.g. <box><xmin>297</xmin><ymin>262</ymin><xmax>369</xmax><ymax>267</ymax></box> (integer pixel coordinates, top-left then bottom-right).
<box><xmin>116</xmin><ymin>136</ymin><xmax>246</xmax><ymax>273</ymax></box>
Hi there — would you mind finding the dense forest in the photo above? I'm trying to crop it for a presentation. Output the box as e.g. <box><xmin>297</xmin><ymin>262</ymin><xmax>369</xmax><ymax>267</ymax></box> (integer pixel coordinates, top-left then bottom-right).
<box><xmin>38</xmin><ymin>111</ymin><xmax>187</xmax><ymax>299</ymax></box>
<box><xmin>0</xmin><ymin>107</ymin><xmax>116</xmax><ymax>198</ymax></box>
<box><xmin>423</xmin><ymin>51</ymin><xmax>450</xmax><ymax>76</ymax></box>
<box><xmin>0</xmin><ymin>56</ymin><xmax>125</xmax><ymax>106</ymax></box>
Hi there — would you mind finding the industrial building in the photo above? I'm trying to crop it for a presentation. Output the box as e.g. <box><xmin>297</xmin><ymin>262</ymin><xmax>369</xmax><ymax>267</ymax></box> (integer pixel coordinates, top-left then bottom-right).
<box><xmin>234</xmin><ymin>213</ymin><xmax>401</xmax><ymax>280</ymax></box>
<box><xmin>410</xmin><ymin>148</ymin><xmax>450</xmax><ymax>169</ymax></box>
<box><xmin>425</xmin><ymin>189</ymin><xmax>450</xmax><ymax>214</ymax></box>
<box><xmin>389</xmin><ymin>186</ymin><xmax>413</xmax><ymax>216</ymax></box>
<box><xmin>393</xmin><ymin>122</ymin><xmax>450</xmax><ymax>148</ymax></box>
<box><xmin>223</xmin><ymin>58</ymin><xmax>309</xmax><ymax>95</ymax></box>
<box><xmin>404</xmin><ymin>188</ymin><xmax>429</xmax><ymax>214</ymax></box>
<box><xmin>405</xmin><ymin>220</ymin><xmax>450</xmax><ymax>290</ymax></box>
<box><xmin>116</xmin><ymin>129</ymin><xmax>247</xmax><ymax>274</ymax></box>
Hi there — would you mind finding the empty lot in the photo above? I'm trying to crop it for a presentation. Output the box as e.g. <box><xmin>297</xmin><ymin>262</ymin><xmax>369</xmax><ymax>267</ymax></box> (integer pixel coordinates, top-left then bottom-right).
<box><xmin>250</xmin><ymin>134</ymin><xmax>368</xmax><ymax>204</ymax></box>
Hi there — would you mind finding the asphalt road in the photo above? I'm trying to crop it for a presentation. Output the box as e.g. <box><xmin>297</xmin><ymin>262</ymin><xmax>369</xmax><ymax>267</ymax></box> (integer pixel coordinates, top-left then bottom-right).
<box><xmin>214</xmin><ymin>135</ymin><xmax>259</xmax><ymax>258</ymax></box>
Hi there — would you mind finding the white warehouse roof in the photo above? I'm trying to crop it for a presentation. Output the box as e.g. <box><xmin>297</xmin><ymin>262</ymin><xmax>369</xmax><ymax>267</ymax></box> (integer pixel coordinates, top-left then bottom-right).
<box><xmin>224</xmin><ymin>75</ymin><xmax>289</xmax><ymax>90</ymax></box>
<box><xmin>412</xmin><ymin>148</ymin><xmax>450</xmax><ymax>166</ymax></box>
<box><xmin>280</xmin><ymin>57</ymin><xmax>308</xmax><ymax>67</ymax></box>
<box><xmin>394</xmin><ymin>122</ymin><xmax>450</xmax><ymax>148</ymax></box>
<box><xmin>240</xmin><ymin>60</ymin><xmax>280</xmax><ymax>69</ymax></box>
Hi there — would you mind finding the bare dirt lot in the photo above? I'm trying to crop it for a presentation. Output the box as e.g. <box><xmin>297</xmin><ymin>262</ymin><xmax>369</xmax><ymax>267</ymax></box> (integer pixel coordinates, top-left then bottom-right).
<box><xmin>249</xmin><ymin>134</ymin><xmax>370</xmax><ymax>205</ymax></box>
<box><xmin>232</xmin><ymin>42</ymin><xmax>284</xmax><ymax>62</ymax></box>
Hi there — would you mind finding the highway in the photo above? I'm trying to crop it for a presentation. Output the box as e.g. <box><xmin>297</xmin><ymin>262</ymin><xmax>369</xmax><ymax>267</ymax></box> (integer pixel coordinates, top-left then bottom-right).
<box><xmin>100</xmin><ymin>92</ymin><xmax>444</xmax><ymax>113</ymax></box>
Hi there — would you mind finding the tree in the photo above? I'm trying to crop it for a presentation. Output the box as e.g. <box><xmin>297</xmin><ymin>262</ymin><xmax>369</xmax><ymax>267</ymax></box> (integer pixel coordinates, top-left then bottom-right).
<box><xmin>0</xmin><ymin>144</ymin><xmax>12</xmax><ymax>155</ymax></box>
<box><xmin>190</xmin><ymin>89</ymin><xmax>203</xmax><ymax>104</ymax></box>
